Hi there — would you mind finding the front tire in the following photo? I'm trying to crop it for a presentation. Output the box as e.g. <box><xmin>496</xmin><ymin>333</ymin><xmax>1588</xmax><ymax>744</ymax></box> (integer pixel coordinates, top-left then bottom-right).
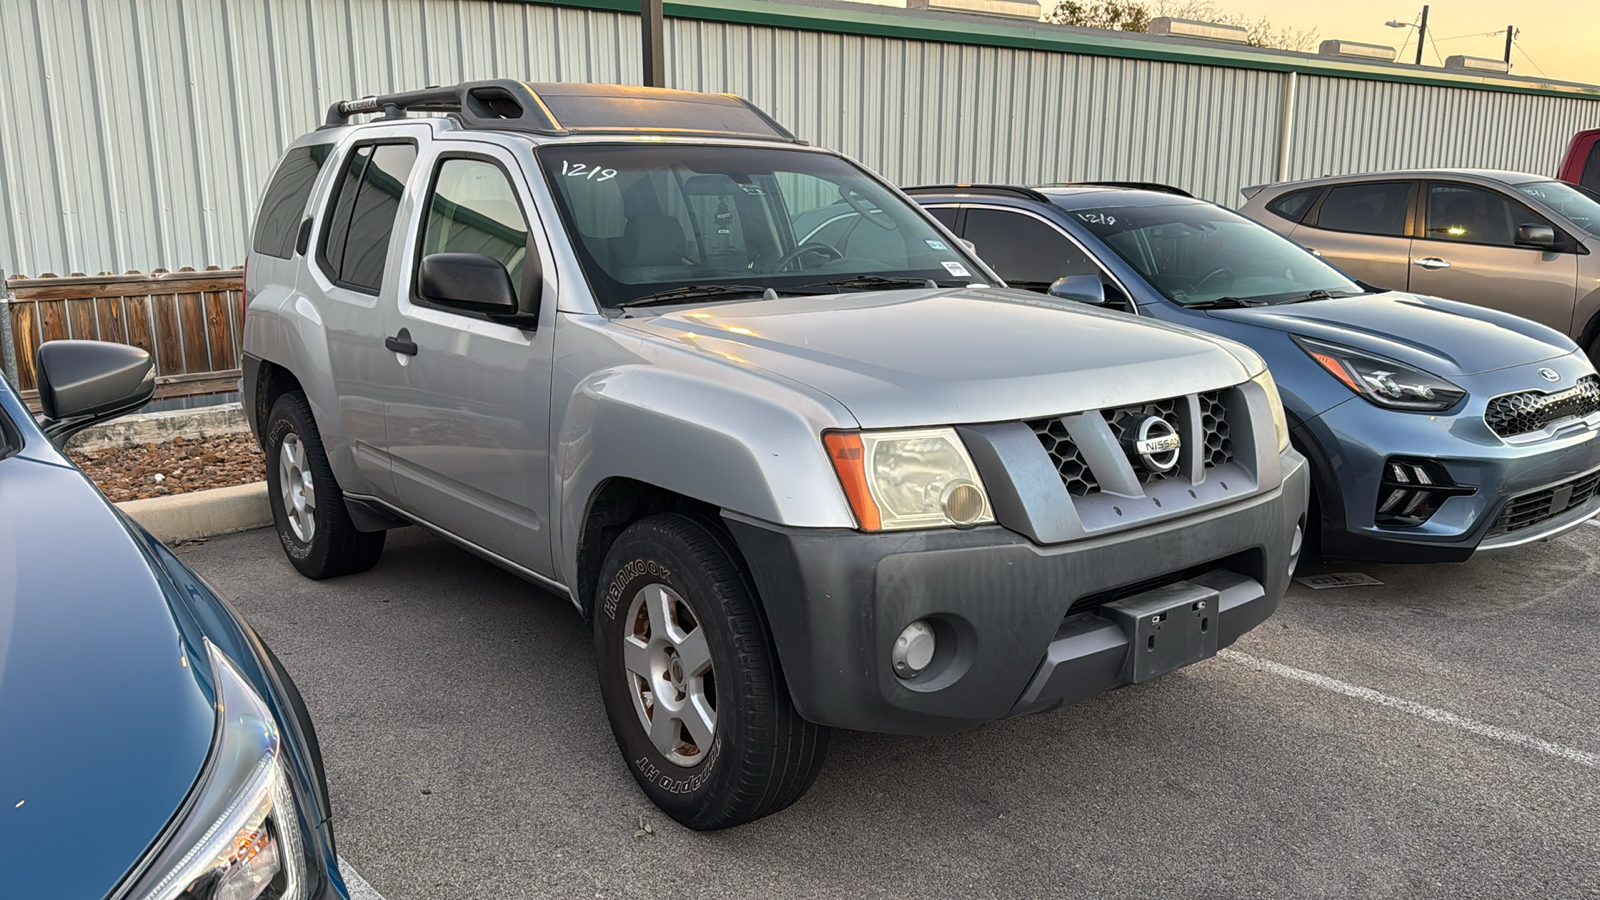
<box><xmin>594</xmin><ymin>513</ymin><xmax>828</xmax><ymax>830</ymax></box>
<box><xmin>263</xmin><ymin>392</ymin><xmax>385</xmax><ymax>579</ymax></box>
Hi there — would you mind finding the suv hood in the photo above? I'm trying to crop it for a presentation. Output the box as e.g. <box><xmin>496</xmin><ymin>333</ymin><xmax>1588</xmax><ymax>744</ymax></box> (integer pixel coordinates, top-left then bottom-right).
<box><xmin>0</xmin><ymin>458</ymin><xmax>214</xmax><ymax>899</ymax></box>
<box><xmin>1205</xmin><ymin>292</ymin><xmax>1572</xmax><ymax>376</ymax></box>
<box><xmin>621</xmin><ymin>287</ymin><xmax>1255</xmax><ymax>427</ymax></box>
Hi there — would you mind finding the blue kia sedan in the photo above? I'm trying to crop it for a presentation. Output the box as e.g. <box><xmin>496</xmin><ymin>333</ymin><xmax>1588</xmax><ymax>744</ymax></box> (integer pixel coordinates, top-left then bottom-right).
<box><xmin>0</xmin><ymin>341</ymin><xmax>348</xmax><ymax>899</ymax></box>
<box><xmin>890</xmin><ymin>184</ymin><xmax>1600</xmax><ymax>562</ymax></box>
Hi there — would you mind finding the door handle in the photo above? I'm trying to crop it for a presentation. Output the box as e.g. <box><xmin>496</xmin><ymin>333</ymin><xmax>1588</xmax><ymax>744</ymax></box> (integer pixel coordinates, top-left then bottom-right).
<box><xmin>385</xmin><ymin>328</ymin><xmax>418</xmax><ymax>356</ymax></box>
<box><xmin>1413</xmin><ymin>257</ymin><xmax>1451</xmax><ymax>270</ymax></box>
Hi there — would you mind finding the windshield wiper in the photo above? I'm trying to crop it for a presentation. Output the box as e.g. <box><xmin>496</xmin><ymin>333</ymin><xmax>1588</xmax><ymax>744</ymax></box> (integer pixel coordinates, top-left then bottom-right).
<box><xmin>617</xmin><ymin>284</ymin><xmax>771</xmax><ymax>311</ymax></box>
<box><xmin>1186</xmin><ymin>296</ymin><xmax>1270</xmax><ymax>309</ymax></box>
<box><xmin>798</xmin><ymin>275</ymin><xmax>941</xmax><ymax>293</ymax></box>
<box><xmin>1273</xmin><ymin>289</ymin><xmax>1339</xmax><ymax>305</ymax></box>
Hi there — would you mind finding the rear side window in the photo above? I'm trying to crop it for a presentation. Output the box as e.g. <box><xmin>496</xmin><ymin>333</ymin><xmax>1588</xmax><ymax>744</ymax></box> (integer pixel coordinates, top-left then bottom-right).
<box><xmin>251</xmin><ymin>144</ymin><xmax>332</xmax><ymax>259</ymax></box>
<box><xmin>1312</xmin><ymin>182</ymin><xmax>1412</xmax><ymax>237</ymax></box>
<box><xmin>962</xmin><ymin>208</ymin><xmax>1100</xmax><ymax>290</ymax></box>
<box><xmin>319</xmin><ymin>142</ymin><xmax>419</xmax><ymax>293</ymax></box>
<box><xmin>1265</xmin><ymin>188</ymin><xmax>1319</xmax><ymax>224</ymax></box>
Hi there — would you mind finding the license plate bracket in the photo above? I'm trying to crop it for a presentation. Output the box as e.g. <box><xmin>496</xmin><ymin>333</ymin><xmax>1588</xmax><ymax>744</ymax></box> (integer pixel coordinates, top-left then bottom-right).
<box><xmin>1102</xmin><ymin>582</ymin><xmax>1221</xmax><ymax>683</ymax></box>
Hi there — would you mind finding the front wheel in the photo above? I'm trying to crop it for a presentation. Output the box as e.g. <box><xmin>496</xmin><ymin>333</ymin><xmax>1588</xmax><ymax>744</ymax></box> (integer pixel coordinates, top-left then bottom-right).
<box><xmin>263</xmin><ymin>392</ymin><xmax>385</xmax><ymax>579</ymax></box>
<box><xmin>594</xmin><ymin>513</ymin><xmax>828</xmax><ymax>830</ymax></box>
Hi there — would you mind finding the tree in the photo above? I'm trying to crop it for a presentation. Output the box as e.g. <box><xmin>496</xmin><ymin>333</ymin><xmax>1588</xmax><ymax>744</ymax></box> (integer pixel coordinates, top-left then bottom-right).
<box><xmin>1044</xmin><ymin>0</ymin><xmax>1320</xmax><ymax>52</ymax></box>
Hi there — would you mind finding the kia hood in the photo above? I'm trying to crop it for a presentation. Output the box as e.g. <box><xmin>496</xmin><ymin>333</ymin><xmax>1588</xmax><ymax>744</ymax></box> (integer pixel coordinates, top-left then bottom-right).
<box><xmin>0</xmin><ymin>458</ymin><xmax>214</xmax><ymax>899</ymax></box>
<box><xmin>619</xmin><ymin>287</ymin><xmax>1258</xmax><ymax>428</ymax></box>
<box><xmin>1205</xmin><ymin>292</ymin><xmax>1573</xmax><ymax>376</ymax></box>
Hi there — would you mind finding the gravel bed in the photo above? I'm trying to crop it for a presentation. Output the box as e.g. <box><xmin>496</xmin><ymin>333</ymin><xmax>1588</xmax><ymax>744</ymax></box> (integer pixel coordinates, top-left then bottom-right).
<box><xmin>70</xmin><ymin>433</ymin><xmax>265</xmax><ymax>502</ymax></box>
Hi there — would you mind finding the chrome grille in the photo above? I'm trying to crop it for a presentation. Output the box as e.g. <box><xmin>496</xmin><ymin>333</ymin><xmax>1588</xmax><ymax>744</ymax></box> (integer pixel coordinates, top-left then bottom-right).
<box><xmin>1484</xmin><ymin>375</ymin><xmax>1600</xmax><ymax>439</ymax></box>
<box><xmin>1487</xmin><ymin>469</ymin><xmax>1600</xmax><ymax>536</ymax></box>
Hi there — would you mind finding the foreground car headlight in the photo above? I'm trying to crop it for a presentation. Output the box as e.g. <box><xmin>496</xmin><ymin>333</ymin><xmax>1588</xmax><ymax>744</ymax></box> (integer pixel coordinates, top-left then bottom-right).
<box><xmin>824</xmin><ymin>428</ymin><xmax>994</xmax><ymax>531</ymax></box>
<box><xmin>1293</xmin><ymin>336</ymin><xmax>1466</xmax><ymax>412</ymax></box>
<box><xmin>120</xmin><ymin>639</ymin><xmax>306</xmax><ymax>900</ymax></box>
<box><xmin>1250</xmin><ymin>369</ymin><xmax>1291</xmax><ymax>451</ymax></box>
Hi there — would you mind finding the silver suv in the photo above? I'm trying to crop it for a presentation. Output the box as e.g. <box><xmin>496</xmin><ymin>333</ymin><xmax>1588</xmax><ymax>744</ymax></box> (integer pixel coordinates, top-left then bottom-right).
<box><xmin>241</xmin><ymin>80</ymin><xmax>1308</xmax><ymax>829</ymax></box>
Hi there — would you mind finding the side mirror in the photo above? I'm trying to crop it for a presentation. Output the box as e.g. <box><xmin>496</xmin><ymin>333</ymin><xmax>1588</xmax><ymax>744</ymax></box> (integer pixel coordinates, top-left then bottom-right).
<box><xmin>958</xmin><ymin>238</ymin><xmax>977</xmax><ymax>254</ymax></box>
<box><xmin>35</xmin><ymin>340</ymin><xmax>156</xmax><ymax>448</ymax></box>
<box><xmin>417</xmin><ymin>252</ymin><xmax>529</xmax><ymax>319</ymax></box>
<box><xmin>1515</xmin><ymin>224</ymin><xmax>1557</xmax><ymax>249</ymax></box>
<box><xmin>1047</xmin><ymin>274</ymin><xmax>1110</xmax><ymax>306</ymax></box>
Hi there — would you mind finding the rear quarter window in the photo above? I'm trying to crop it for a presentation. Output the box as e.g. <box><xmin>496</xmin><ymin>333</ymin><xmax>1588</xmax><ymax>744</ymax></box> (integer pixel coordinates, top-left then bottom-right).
<box><xmin>251</xmin><ymin>145</ymin><xmax>333</xmax><ymax>259</ymax></box>
<box><xmin>1265</xmin><ymin>188</ymin><xmax>1320</xmax><ymax>224</ymax></box>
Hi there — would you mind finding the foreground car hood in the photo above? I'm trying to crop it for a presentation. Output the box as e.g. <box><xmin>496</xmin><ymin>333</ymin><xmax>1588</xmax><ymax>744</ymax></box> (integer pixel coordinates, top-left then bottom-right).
<box><xmin>0</xmin><ymin>458</ymin><xmax>214</xmax><ymax>899</ymax></box>
<box><xmin>1206</xmin><ymin>292</ymin><xmax>1572</xmax><ymax>376</ymax></box>
<box><xmin>622</xmin><ymin>287</ymin><xmax>1253</xmax><ymax>427</ymax></box>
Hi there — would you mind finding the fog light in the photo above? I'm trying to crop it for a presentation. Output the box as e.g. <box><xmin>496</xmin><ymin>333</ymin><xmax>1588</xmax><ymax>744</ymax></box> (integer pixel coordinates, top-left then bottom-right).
<box><xmin>941</xmin><ymin>481</ymin><xmax>987</xmax><ymax>527</ymax></box>
<box><xmin>892</xmin><ymin>620</ymin><xmax>936</xmax><ymax>678</ymax></box>
<box><xmin>1291</xmin><ymin>522</ymin><xmax>1304</xmax><ymax>558</ymax></box>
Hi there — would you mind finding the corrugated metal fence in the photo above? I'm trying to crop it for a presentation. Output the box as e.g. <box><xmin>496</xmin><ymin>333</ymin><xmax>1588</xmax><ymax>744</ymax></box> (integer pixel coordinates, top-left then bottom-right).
<box><xmin>2</xmin><ymin>0</ymin><xmax>1598</xmax><ymax>280</ymax></box>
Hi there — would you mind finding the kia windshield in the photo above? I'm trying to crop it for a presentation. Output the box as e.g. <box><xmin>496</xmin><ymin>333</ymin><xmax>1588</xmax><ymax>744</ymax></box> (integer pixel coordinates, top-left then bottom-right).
<box><xmin>536</xmin><ymin>144</ymin><xmax>987</xmax><ymax>309</ymax></box>
<box><xmin>1073</xmin><ymin>202</ymin><xmax>1364</xmax><ymax>306</ymax></box>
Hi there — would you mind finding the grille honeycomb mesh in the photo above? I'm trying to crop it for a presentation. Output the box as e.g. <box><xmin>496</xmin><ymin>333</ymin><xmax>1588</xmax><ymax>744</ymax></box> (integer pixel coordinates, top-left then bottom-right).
<box><xmin>1484</xmin><ymin>376</ymin><xmax>1600</xmax><ymax>438</ymax></box>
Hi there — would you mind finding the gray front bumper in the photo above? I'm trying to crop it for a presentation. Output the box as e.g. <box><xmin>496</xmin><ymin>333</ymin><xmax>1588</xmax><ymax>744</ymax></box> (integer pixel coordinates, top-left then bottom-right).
<box><xmin>725</xmin><ymin>452</ymin><xmax>1307</xmax><ymax>735</ymax></box>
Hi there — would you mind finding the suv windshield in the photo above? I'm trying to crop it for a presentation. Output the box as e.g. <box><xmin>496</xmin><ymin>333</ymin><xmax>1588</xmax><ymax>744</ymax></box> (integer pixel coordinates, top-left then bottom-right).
<box><xmin>1073</xmin><ymin>202</ymin><xmax>1363</xmax><ymax>305</ymax></box>
<box><xmin>536</xmin><ymin>144</ymin><xmax>986</xmax><ymax>309</ymax></box>
<box><xmin>1515</xmin><ymin>180</ymin><xmax>1600</xmax><ymax>235</ymax></box>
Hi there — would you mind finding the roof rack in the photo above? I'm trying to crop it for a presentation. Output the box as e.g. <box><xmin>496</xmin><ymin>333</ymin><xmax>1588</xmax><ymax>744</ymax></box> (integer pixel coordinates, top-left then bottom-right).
<box><xmin>901</xmin><ymin>184</ymin><xmax>1052</xmax><ymax>202</ymax></box>
<box><xmin>1045</xmin><ymin>181</ymin><xmax>1195</xmax><ymax>198</ymax></box>
<box><xmin>323</xmin><ymin>80</ymin><xmax>804</xmax><ymax>144</ymax></box>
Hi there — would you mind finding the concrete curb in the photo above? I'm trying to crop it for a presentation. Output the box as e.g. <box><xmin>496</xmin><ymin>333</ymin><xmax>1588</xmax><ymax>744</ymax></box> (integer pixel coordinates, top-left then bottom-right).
<box><xmin>117</xmin><ymin>480</ymin><xmax>271</xmax><ymax>543</ymax></box>
<box><xmin>69</xmin><ymin>402</ymin><xmax>250</xmax><ymax>452</ymax></box>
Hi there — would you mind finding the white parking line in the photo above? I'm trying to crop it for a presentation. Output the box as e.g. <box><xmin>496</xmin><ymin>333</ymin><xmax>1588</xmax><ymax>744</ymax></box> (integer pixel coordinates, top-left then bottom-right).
<box><xmin>338</xmin><ymin>857</ymin><xmax>388</xmax><ymax>900</ymax></box>
<box><xmin>1218</xmin><ymin>649</ymin><xmax>1600</xmax><ymax>770</ymax></box>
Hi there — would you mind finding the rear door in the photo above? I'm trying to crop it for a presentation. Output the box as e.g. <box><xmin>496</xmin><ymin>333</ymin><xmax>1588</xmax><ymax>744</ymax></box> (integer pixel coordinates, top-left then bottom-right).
<box><xmin>299</xmin><ymin>129</ymin><xmax>424</xmax><ymax>501</ymax></box>
<box><xmin>1292</xmin><ymin>180</ymin><xmax>1416</xmax><ymax>290</ymax></box>
<box><xmin>380</xmin><ymin>142</ymin><xmax>559</xmax><ymax>576</ymax></box>
<box><xmin>1407</xmin><ymin>181</ymin><xmax>1579</xmax><ymax>333</ymax></box>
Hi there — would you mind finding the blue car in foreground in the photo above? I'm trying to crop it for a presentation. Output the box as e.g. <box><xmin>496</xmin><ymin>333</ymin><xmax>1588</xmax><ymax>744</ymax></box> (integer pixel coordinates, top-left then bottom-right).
<box><xmin>0</xmin><ymin>341</ymin><xmax>346</xmax><ymax>899</ymax></box>
<box><xmin>893</xmin><ymin>184</ymin><xmax>1600</xmax><ymax>562</ymax></box>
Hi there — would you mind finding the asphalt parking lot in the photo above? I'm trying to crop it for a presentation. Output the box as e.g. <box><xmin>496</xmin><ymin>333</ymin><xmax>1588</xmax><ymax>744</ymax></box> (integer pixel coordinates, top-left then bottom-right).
<box><xmin>182</xmin><ymin>523</ymin><xmax>1600</xmax><ymax>900</ymax></box>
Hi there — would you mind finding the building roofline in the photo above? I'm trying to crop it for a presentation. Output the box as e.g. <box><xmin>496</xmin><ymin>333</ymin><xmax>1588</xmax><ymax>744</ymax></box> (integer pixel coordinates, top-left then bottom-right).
<box><xmin>529</xmin><ymin>0</ymin><xmax>1600</xmax><ymax>101</ymax></box>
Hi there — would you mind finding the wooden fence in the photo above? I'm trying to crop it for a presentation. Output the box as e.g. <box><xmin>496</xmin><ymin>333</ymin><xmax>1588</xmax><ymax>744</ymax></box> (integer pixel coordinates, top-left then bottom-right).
<box><xmin>2</xmin><ymin>268</ymin><xmax>244</xmax><ymax>411</ymax></box>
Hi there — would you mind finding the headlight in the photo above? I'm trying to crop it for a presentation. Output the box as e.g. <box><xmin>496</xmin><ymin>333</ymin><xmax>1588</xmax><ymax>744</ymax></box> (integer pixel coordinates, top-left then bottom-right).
<box><xmin>1293</xmin><ymin>336</ymin><xmax>1466</xmax><ymax>412</ymax></box>
<box><xmin>119</xmin><ymin>639</ymin><xmax>307</xmax><ymax>900</ymax></box>
<box><xmin>1250</xmin><ymin>369</ymin><xmax>1291</xmax><ymax>451</ymax></box>
<box><xmin>824</xmin><ymin>428</ymin><xmax>994</xmax><ymax>531</ymax></box>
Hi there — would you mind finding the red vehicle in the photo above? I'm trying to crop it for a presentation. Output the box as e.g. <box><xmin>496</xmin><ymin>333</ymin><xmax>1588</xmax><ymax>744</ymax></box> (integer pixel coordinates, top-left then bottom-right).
<box><xmin>1560</xmin><ymin>129</ymin><xmax>1600</xmax><ymax>192</ymax></box>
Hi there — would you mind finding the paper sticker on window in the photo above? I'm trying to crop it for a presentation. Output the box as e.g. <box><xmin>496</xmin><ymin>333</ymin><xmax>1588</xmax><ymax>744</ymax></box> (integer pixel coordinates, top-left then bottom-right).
<box><xmin>941</xmin><ymin>261</ymin><xmax>972</xmax><ymax>277</ymax></box>
<box><xmin>924</xmin><ymin>238</ymin><xmax>949</xmax><ymax>251</ymax></box>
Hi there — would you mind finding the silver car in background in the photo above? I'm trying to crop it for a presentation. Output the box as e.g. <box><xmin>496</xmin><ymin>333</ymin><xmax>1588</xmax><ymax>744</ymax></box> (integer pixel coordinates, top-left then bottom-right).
<box><xmin>1240</xmin><ymin>170</ymin><xmax>1600</xmax><ymax>360</ymax></box>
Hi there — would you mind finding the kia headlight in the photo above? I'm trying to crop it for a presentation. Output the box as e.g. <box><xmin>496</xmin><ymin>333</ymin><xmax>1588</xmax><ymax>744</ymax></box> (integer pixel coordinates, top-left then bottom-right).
<box><xmin>1250</xmin><ymin>369</ymin><xmax>1291</xmax><ymax>450</ymax></box>
<box><xmin>824</xmin><ymin>428</ymin><xmax>994</xmax><ymax>530</ymax></box>
<box><xmin>1293</xmin><ymin>336</ymin><xmax>1466</xmax><ymax>412</ymax></box>
<box><xmin>119</xmin><ymin>639</ymin><xmax>307</xmax><ymax>900</ymax></box>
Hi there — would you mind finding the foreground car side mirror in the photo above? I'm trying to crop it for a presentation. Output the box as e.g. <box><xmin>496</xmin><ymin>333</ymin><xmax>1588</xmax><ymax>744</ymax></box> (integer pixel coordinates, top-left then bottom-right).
<box><xmin>35</xmin><ymin>340</ymin><xmax>156</xmax><ymax>448</ymax></box>
<box><xmin>1515</xmin><ymin>224</ymin><xmax>1557</xmax><ymax>249</ymax></box>
<box><xmin>1047</xmin><ymin>274</ymin><xmax>1109</xmax><ymax>306</ymax></box>
<box><xmin>417</xmin><ymin>252</ymin><xmax>535</xmax><ymax>322</ymax></box>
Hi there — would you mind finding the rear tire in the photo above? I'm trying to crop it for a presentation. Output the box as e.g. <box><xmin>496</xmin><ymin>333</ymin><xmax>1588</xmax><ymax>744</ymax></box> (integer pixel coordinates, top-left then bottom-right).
<box><xmin>594</xmin><ymin>513</ymin><xmax>828</xmax><ymax>830</ymax></box>
<box><xmin>263</xmin><ymin>392</ymin><xmax>385</xmax><ymax>579</ymax></box>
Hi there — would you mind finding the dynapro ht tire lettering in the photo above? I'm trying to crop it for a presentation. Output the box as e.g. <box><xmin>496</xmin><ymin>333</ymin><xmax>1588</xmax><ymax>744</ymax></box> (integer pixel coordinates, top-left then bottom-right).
<box><xmin>594</xmin><ymin>513</ymin><xmax>828</xmax><ymax>830</ymax></box>
<box><xmin>263</xmin><ymin>392</ymin><xmax>385</xmax><ymax>579</ymax></box>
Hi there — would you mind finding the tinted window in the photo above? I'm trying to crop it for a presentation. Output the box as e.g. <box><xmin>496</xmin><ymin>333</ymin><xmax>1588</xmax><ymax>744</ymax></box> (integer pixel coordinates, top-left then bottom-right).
<box><xmin>926</xmin><ymin>207</ymin><xmax>959</xmax><ymax>229</ymax></box>
<box><xmin>1313</xmin><ymin>182</ymin><xmax>1412</xmax><ymax>236</ymax></box>
<box><xmin>963</xmin><ymin>208</ymin><xmax>1099</xmax><ymax>290</ymax></box>
<box><xmin>1265</xmin><ymin>188</ymin><xmax>1319</xmax><ymax>224</ymax></box>
<box><xmin>1424</xmin><ymin>184</ymin><xmax>1528</xmax><ymax>246</ymax></box>
<box><xmin>319</xmin><ymin>143</ymin><xmax>418</xmax><ymax>292</ymax></box>
<box><xmin>420</xmin><ymin>158</ymin><xmax>533</xmax><ymax>305</ymax></box>
<box><xmin>251</xmin><ymin>145</ymin><xmax>332</xmax><ymax>259</ymax></box>
<box><xmin>1583</xmin><ymin>145</ymin><xmax>1600</xmax><ymax>193</ymax></box>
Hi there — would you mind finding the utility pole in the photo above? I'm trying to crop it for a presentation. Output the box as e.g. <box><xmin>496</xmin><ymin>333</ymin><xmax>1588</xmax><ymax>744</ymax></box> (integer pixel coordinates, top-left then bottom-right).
<box><xmin>1503</xmin><ymin>25</ymin><xmax>1515</xmax><ymax>65</ymax></box>
<box><xmin>1414</xmin><ymin>5</ymin><xmax>1429</xmax><ymax>66</ymax></box>
<box><xmin>641</xmin><ymin>0</ymin><xmax>666</xmax><ymax>88</ymax></box>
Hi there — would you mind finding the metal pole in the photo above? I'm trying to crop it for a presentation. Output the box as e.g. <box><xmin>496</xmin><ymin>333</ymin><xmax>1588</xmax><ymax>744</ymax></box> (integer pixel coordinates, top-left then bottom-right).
<box><xmin>1503</xmin><ymin>26</ymin><xmax>1514</xmax><ymax>65</ymax></box>
<box><xmin>641</xmin><ymin>0</ymin><xmax>666</xmax><ymax>88</ymax></box>
<box><xmin>0</xmin><ymin>269</ymin><xmax>19</xmax><ymax>388</ymax></box>
<box><xmin>1276</xmin><ymin>71</ymin><xmax>1298</xmax><ymax>183</ymax></box>
<box><xmin>1414</xmin><ymin>5</ymin><xmax>1428</xmax><ymax>66</ymax></box>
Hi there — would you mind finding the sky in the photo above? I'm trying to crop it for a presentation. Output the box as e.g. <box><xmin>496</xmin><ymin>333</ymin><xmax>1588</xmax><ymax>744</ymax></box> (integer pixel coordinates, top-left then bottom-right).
<box><xmin>1217</xmin><ymin>0</ymin><xmax>1600</xmax><ymax>85</ymax></box>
